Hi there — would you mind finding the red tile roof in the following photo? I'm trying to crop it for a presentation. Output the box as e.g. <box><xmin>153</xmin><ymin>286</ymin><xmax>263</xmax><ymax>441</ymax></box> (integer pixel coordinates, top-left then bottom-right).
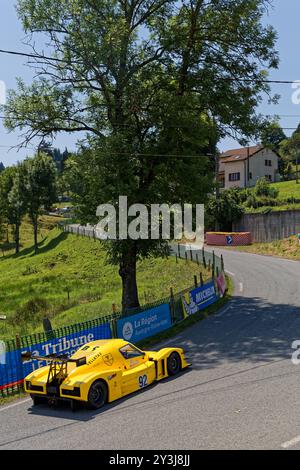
<box><xmin>220</xmin><ymin>145</ymin><xmax>263</xmax><ymax>163</ymax></box>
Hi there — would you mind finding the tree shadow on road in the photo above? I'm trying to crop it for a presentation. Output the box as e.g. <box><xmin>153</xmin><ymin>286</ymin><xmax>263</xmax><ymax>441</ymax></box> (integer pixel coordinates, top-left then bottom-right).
<box><xmin>164</xmin><ymin>295</ymin><xmax>300</xmax><ymax>370</ymax></box>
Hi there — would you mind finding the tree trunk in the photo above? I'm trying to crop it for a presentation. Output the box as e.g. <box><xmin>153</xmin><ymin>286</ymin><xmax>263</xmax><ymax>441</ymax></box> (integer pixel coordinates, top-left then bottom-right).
<box><xmin>15</xmin><ymin>224</ymin><xmax>20</xmax><ymax>254</ymax></box>
<box><xmin>119</xmin><ymin>243</ymin><xmax>140</xmax><ymax>312</ymax></box>
<box><xmin>33</xmin><ymin>218</ymin><xmax>38</xmax><ymax>254</ymax></box>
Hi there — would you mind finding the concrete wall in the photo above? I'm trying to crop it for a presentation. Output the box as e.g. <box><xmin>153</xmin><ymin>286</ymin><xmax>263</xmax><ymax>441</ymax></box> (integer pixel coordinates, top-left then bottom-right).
<box><xmin>233</xmin><ymin>210</ymin><xmax>300</xmax><ymax>243</ymax></box>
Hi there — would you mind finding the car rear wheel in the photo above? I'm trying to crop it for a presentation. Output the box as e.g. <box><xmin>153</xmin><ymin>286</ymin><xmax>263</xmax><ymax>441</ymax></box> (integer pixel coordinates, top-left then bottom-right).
<box><xmin>30</xmin><ymin>394</ymin><xmax>46</xmax><ymax>406</ymax></box>
<box><xmin>87</xmin><ymin>380</ymin><xmax>108</xmax><ymax>410</ymax></box>
<box><xmin>167</xmin><ymin>352</ymin><xmax>181</xmax><ymax>376</ymax></box>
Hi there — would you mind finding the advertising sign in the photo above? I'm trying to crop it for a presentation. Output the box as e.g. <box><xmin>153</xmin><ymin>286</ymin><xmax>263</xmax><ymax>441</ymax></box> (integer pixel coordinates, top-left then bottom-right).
<box><xmin>181</xmin><ymin>280</ymin><xmax>218</xmax><ymax>317</ymax></box>
<box><xmin>117</xmin><ymin>304</ymin><xmax>172</xmax><ymax>343</ymax></box>
<box><xmin>0</xmin><ymin>322</ymin><xmax>112</xmax><ymax>391</ymax></box>
<box><xmin>217</xmin><ymin>273</ymin><xmax>227</xmax><ymax>298</ymax></box>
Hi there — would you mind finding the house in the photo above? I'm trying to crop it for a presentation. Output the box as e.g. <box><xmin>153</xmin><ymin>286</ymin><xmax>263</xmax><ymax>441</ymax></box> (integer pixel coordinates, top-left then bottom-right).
<box><xmin>219</xmin><ymin>145</ymin><xmax>280</xmax><ymax>190</ymax></box>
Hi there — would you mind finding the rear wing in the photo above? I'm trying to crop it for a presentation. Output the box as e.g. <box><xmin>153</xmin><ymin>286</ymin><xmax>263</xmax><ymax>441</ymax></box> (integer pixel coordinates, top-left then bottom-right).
<box><xmin>21</xmin><ymin>351</ymin><xmax>87</xmax><ymax>367</ymax></box>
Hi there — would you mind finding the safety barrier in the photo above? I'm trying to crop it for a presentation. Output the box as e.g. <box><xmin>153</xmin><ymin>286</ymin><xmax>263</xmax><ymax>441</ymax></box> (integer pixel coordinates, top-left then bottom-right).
<box><xmin>206</xmin><ymin>232</ymin><xmax>252</xmax><ymax>246</ymax></box>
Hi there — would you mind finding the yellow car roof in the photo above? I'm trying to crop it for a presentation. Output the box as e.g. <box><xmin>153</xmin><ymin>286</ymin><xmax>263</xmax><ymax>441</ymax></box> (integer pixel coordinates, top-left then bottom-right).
<box><xmin>71</xmin><ymin>338</ymin><xmax>130</xmax><ymax>359</ymax></box>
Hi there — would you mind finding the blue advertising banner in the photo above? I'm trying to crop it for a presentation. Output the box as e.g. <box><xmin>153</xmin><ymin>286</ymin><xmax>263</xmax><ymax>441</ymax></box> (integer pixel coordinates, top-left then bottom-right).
<box><xmin>117</xmin><ymin>304</ymin><xmax>172</xmax><ymax>343</ymax></box>
<box><xmin>0</xmin><ymin>322</ymin><xmax>112</xmax><ymax>390</ymax></box>
<box><xmin>181</xmin><ymin>280</ymin><xmax>218</xmax><ymax>317</ymax></box>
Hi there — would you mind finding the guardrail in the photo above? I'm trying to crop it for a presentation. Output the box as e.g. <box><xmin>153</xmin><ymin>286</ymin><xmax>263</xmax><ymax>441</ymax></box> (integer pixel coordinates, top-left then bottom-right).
<box><xmin>0</xmin><ymin>226</ymin><xmax>226</xmax><ymax>398</ymax></box>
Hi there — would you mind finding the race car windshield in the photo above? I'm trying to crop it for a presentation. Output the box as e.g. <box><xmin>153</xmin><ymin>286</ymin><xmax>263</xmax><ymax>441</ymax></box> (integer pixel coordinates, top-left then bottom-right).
<box><xmin>119</xmin><ymin>344</ymin><xmax>144</xmax><ymax>360</ymax></box>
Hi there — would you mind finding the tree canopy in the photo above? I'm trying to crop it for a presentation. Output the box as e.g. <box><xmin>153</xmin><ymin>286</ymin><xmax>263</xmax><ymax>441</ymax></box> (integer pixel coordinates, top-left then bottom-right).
<box><xmin>2</xmin><ymin>0</ymin><xmax>279</xmax><ymax>309</ymax></box>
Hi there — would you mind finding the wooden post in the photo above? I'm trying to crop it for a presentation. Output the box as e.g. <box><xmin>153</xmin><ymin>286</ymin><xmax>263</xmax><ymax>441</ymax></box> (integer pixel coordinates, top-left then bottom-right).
<box><xmin>66</xmin><ymin>287</ymin><xmax>70</xmax><ymax>301</ymax></box>
<box><xmin>194</xmin><ymin>275</ymin><xmax>198</xmax><ymax>288</ymax></box>
<box><xmin>185</xmin><ymin>251</ymin><xmax>188</xmax><ymax>263</ymax></box>
<box><xmin>202</xmin><ymin>247</ymin><xmax>207</xmax><ymax>269</ymax></box>
<box><xmin>221</xmin><ymin>254</ymin><xmax>224</xmax><ymax>271</ymax></box>
<box><xmin>176</xmin><ymin>254</ymin><xmax>178</xmax><ymax>264</ymax></box>
<box><xmin>196</xmin><ymin>254</ymin><xmax>200</xmax><ymax>266</ymax></box>
<box><xmin>208</xmin><ymin>259</ymin><xmax>211</xmax><ymax>271</ymax></box>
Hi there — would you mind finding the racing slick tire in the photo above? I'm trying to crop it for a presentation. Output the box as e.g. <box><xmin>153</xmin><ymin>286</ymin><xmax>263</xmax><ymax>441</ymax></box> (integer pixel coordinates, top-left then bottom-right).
<box><xmin>87</xmin><ymin>380</ymin><xmax>108</xmax><ymax>410</ymax></box>
<box><xmin>30</xmin><ymin>394</ymin><xmax>47</xmax><ymax>406</ymax></box>
<box><xmin>167</xmin><ymin>352</ymin><xmax>181</xmax><ymax>376</ymax></box>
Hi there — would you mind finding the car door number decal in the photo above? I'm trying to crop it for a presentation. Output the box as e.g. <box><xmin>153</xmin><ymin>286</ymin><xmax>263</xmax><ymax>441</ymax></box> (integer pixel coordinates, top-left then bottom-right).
<box><xmin>138</xmin><ymin>374</ymin><xmax>148</xmax><ymax>388</ymax></box>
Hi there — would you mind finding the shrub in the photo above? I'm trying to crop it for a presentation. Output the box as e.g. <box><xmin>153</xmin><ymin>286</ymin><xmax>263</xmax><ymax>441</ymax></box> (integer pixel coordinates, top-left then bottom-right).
<box><xmin>10</xmin><ymin>297</ymin><xmax>50</xmax><ymax>327</ymax></box>
<box><xmin>254</xmin><ymin>178</ymin><xmax>279</xmax><ymax>198</ymax></box>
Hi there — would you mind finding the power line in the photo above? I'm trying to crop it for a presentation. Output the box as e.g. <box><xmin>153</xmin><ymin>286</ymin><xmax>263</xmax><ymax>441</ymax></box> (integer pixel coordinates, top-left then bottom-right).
<box><xmin>0</xmin><ymin>48</ymin><xmax>78</xmax><ymax>64</ymax></box>
<box><xmin>0</xmin><ymin>48</ymin><xmax>299</xmax><ymax>85</ymax></box>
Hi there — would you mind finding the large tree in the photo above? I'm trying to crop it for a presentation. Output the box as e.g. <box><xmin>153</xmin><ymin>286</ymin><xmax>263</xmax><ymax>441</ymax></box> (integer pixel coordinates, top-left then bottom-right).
<box><xmin>3</xmin><ymin>0</ymin><xmax>278</xmax><ymax>310</ymax></box>
<box><xmin>22</xmin><ymin>152</ymin><xmax>57</xmax><ymax>254</ymax></box>
<box><xmin>0</xmin><ymin>165</ymin><xmax>27</xmax><ymax>253</ymax></box>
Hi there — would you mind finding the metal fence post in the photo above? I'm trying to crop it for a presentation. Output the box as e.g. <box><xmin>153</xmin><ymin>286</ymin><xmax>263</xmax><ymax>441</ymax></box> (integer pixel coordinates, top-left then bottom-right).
<box><xmin>170</xmin><ymin>288</ymin><xmax>175</xmax><ymax>324</ymax></box>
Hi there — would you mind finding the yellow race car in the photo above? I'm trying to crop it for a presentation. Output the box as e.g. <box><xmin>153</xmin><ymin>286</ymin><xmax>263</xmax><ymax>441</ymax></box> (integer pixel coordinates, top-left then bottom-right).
<box><xmin>21</xmin><ymin>339</ymin><xmax>190</xmax><ymax>410</ymax></box>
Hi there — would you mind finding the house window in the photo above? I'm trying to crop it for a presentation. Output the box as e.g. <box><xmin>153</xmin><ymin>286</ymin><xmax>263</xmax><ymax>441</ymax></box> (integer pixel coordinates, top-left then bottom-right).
<box><xmin>265</xmin><ymin>160</ymin><xmax>272</xmax><ymax>167</ymax></box>
<box><xmin>249</xmin><ymin>172</ymin><xmax>253</xmax><ymax>180</ymax></box>
<box><xmin>229</xmin><ymin>172</ymin><xmax>241</xmax><ymax>182</ymax></box>
<box><xmin>265</xmin><ymin>175</ymin><xmax>272</xmax><ymax>182</ymax></box>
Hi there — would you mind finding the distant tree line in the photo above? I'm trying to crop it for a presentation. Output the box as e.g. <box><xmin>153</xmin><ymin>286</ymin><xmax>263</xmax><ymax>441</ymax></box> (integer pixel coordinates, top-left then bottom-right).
<box><xmin>0</xmin><ymin>152</ymin><xmax>57</xmax><ymax>254</ymax></box>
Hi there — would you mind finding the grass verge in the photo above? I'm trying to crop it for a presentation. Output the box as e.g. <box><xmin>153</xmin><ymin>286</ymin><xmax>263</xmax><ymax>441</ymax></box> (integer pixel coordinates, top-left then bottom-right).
<box><xmin>224</xmin><ymin>236</ymin><xmax>300</xmax><ymax>260</ymax></box>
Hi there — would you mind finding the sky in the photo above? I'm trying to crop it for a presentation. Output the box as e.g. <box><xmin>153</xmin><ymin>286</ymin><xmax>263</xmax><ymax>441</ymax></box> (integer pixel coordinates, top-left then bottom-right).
<box><xmin>0</xmin><ymin>0</ymin><xmax>300</xmax><ymax>166</ymax></box>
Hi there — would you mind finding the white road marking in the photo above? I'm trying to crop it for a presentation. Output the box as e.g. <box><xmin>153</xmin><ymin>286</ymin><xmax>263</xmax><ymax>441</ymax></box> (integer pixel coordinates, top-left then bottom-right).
<box><xmin>281</xmin><ymin>435</ymin><xmax>300</xmax><ymax>449</ymax></box>
<box><xmin>0</xmin><ymin>398</ymin><xmax>31</xmax><ymax>412</ymax></box>
<box><xmin>239</xmin><ymin>282</ymin><xmax>244</xmax><ymax>292</ymax></box>
<box><xmin>226</xmin><ymin>271</ymin><xmax>236</xmax><ymax>277</ymax></box>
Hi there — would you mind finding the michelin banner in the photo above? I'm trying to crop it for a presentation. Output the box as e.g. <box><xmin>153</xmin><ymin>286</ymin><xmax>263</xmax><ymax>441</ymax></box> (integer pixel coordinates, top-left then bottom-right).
<box><xmin>117</xmin><ymin>304</ymin><xmax>172</xmax><ymax>343</ymax></box>
<box><xmin>0</xmin><ymin>322</ymin><xmax>112</xmax><ymax>391</ymax></box>
<box><xmin>181</xmin><ymin>280</ymin><xmax>218</xmax><ymax>317</ymax></box>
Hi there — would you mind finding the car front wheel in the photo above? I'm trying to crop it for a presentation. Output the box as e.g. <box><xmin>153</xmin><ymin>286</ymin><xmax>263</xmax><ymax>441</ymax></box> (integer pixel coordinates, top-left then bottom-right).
<box><xmin>87</xmin><ymin>380</ymin><xmax>108</xmax><ymax>410</ymax></box>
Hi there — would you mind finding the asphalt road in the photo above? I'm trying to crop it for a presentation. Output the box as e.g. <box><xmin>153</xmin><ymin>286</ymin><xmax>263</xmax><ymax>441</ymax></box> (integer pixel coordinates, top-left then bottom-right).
<box><xmin>1</xmin><ymin>249</ymin><xmax>300</xmax><ymax>450</ymax></box>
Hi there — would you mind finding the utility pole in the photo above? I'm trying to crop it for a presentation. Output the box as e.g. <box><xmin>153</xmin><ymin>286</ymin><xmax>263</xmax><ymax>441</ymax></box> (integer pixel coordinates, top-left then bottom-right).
<box><xmin>247</xmin><ymin>146</ymin><xmax>250</xmax><ymax>187</ymax></box>
<box><xmin>214</xmin><ymin>151</ymin><xmax>220</xmax><ymax>232</ymax></box>
<box><xmin>215</xmin><ymin>151</ymin><xmax>220</xmax><ymax>200</ymax></box>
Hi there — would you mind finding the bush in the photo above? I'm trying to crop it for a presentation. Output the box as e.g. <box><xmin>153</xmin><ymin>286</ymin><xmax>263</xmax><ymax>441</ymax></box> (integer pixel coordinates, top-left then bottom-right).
<box><xmin>206</xmin><ymin>190</ymin><xmax>245</xmax><ymax>231</ymax></box>
<box><xmin>10</xmin><ymin>297</ymin><xmax>50</xmax><ymax>327</ymax></box>
<box><xmin>254</xmin><ymin>178</ymin><xmax>279</xmax><ymax>198</ymax></box>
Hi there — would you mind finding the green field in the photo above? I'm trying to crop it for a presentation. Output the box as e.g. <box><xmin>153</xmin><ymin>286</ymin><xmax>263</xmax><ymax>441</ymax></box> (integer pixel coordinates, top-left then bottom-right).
<box><xmin>0</xmin><ymin>227</ymin><xmax>210</xmax><ymax>340</ymax></box>
<box><xmin>270</xmin><ymin>180</ymin><xmax>300</xmax><ymax>200</ymax></box>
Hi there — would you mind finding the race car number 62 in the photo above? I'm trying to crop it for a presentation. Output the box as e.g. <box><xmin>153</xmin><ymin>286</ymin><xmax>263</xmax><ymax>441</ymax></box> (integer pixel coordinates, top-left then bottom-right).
<box><xmin>138</xmin><ymin>374</ymin><xmax>148</xmax><ymax>388</ymax></box>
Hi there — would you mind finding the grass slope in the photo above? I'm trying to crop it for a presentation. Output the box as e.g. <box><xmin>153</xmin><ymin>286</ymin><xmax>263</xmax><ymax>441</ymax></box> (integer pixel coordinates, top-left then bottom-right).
<box><xmin>0</xmin><ymin>228</ymin><xmax>211</xmax><ymax>340</ymax></box>
<box><xmin>270</xmin><ymin>180</ymin><xmax>300</xmax><ymax>200</ymax></box>
<box><xmin>226</xmin><ymin>235</ymin><xmax>300</xmax><ymax>260</ymax></box>
<box><xmin>246</xmin><ymin>180</ymin><xmax>300</xmax><ymax>213</ymax></box>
